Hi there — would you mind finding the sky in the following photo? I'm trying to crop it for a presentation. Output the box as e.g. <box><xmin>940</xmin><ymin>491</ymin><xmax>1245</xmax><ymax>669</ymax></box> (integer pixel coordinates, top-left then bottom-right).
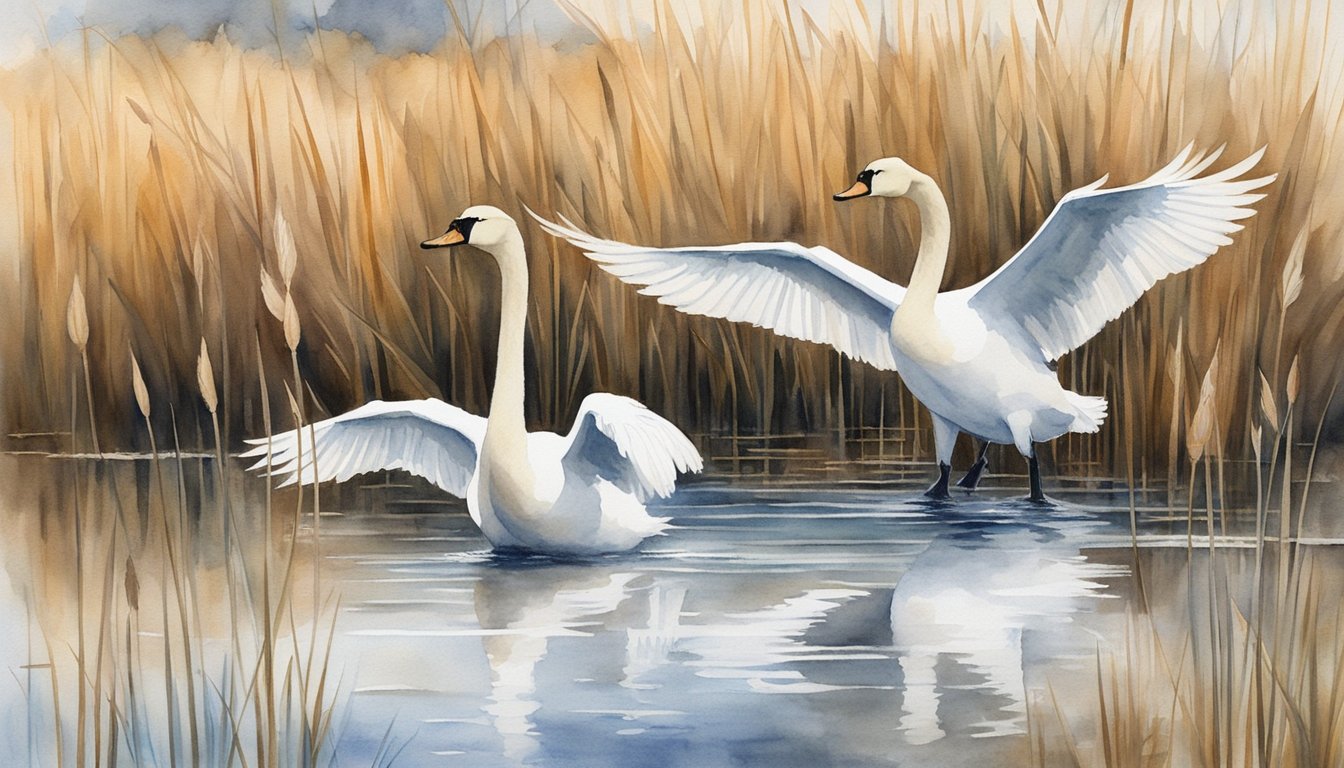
<box><xmin>1</xmin><ymin>0</ymin><xmax>1340</xmax><ymax>71</ymax></box>
<box><xmin>0</xmin><ymin>0</ymin><xmax>585</xmax><ymax>65</ymax></box>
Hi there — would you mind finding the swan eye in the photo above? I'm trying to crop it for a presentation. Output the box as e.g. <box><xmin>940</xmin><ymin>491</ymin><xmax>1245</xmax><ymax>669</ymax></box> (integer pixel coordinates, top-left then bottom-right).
<box><xmin>450</xmin><ymin>216</ymin><xmax>483</xmax><ymax>242</ymax></box>
<box><xmin>857</xmin><ymin>169</ymin><xmax>879</xmax><ymax>185</ymax></box>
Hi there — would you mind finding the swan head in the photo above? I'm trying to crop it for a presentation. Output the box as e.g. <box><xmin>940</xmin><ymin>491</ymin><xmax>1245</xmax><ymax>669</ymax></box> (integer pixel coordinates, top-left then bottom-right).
<box><xmin>421</xmin><ymin>205</ymin><xmax>519</xmax><ymax>252</ymax></box>
<box><xmin>833</xmin><ymin>157</ymin><xmax>918</xmax><ymax>201</ymax></box>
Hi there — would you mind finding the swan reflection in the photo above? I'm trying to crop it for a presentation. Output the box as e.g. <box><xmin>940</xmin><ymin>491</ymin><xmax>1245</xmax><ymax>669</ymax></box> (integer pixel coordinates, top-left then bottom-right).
<box><xmin>890</xmin><ymin>519</ymin><xmax>1123</xmax><ymax>744</ymax></box>
<box><xmin>473</xmin><ymin>565</ymin><xmax>637</xmax><ymax>761</ymax></box>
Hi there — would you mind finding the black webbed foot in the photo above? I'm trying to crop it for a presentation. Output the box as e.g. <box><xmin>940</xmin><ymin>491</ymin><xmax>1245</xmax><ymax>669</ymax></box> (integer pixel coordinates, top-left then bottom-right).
<box><xmin>924</xmin><ymin>462</ymin><xmax>952</xmax><ymax>500</ymax></box>
<box><xmin>955</xmin><ymin>442</ymin><xmax>990</xmax><ymax>491</ymax></box>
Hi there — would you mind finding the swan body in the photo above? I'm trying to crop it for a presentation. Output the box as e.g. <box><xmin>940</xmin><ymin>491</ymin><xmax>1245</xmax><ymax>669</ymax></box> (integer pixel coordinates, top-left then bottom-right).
<box><xmin>537</xmin><ymin>146</ymin><xmax>1272</xmax><ymax>500</ymax></box>
<box><xmin>244</xmin><ymin>206</ymin><xmax>701</xmax><ymax>554</ymax></box>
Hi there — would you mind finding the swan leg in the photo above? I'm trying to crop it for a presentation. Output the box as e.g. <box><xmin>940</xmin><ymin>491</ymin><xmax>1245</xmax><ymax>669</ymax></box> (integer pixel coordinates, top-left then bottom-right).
<box><xmin>955</xmin><ymin>442</ymin><xmax>990</xmax><ymax>491</ymax></box>
<box><xmin>925</xmin><ymin>463</ymin><xmax>952</xmax><ymax>499</ymax></box>
<box><xmin>924</xmin><ymin>414</ymin><xmax>958</xmax><ymax>500</ymax></box>
<box><xmin>1006</xmin><ymin>410</ymin><xmax>1047</xmax><ymax>502</ymax></box>
<box><xmin>1028</xmin><ymin>454</ymin><xmax>1046</xmax><ymax>503</ymax></box>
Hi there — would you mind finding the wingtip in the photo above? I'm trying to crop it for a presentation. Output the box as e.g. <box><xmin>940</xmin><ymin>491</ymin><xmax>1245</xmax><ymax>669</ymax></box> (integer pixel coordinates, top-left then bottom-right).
<box><xmin>526</xmin><ymin>206</ymin><xmax>563</xmax><ymax>232</ymax></box>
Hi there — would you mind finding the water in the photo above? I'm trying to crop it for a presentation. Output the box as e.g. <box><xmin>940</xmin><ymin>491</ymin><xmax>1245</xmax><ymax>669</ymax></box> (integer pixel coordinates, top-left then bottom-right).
<box><xmin>320</xmin><ymin>481</ymin><xmax>1137</xmax><ymax>766</ymax></box>
<box><xmin>5</xmin><ymin>456</ymin><xmax>1338</xmax><ymax>767</ymax></box>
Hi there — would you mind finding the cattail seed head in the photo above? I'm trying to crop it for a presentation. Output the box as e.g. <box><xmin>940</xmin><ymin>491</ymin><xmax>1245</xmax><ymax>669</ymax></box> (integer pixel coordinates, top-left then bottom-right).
<box><xmin>130</xmin><ymin>351</ymin><xmax>151</xmax><ymax>419</ymax></box>
<box><xmin>1187</xmin><ymin>348</ymin><xmax>1220</xmax><ymax>461</ymax></box>
<box><xmin>67</xmin><ymin>276</ymin><xmax>89</xmax><ymax>349</ymax></box>
<box><xmin>197</xmin><ymin>338</ymin><xmax>218</xmax><ymax>413</ymax></box>
<box><xmin>275</xmin><ymin>210</ymin><xmax>298</xmax><ymax>289</ymax></box>
<box><xmin>1258</xmin><ymin>369</ymin><xmax>1279</xmax><ymax>432</ymax></box>
<box><xmin>1188</xmin><ymin>401</ymin><xmax>1213</xmax><ymax>462</ymax></box>
<box><xmin>283</xmin><ymin>292</ymin><xmax>301</xmax><ymax>351</ymax></box>
<box><xmin>1287</xmin><ymin>355</ymin><xmax>1301</xmax><ymax>404</ymax></box>
<box><xmin>260</xmin><ymin>267</ymin><xmax>285</xmax><ymax>321</ymax></box>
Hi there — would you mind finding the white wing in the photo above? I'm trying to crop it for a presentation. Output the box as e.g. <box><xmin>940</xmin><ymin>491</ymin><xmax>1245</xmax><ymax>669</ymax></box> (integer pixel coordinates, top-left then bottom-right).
<box><xmin>967</xmin><ymin>145</ymin><xmax>1273</xmax><ymax>361</ymax></box>
<box><xmin>535</xmin><ymin>212</ymin><xmax>905</xmax><ymax>370</ymax></box>
<box><xmin>240</xmin><ymin>399</ymin><xmax>487</xmax><ymax>496</ymax></box>
<box><xmin>561</xmin><ymin>393</ymin><xmax>703</xmax><ymax>502</ymax></box>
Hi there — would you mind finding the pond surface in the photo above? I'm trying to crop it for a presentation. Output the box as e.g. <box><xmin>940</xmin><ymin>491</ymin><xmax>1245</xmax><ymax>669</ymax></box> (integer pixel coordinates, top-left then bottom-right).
<box><xmin>5</xmin><ymin>457</ymin><xmax>1338</xmax><ymax>767</ymax></box>
<box><xmin>322</xmin><ymin>480</ymin><xmax>1139</xmax><ymax>767</ymax></box>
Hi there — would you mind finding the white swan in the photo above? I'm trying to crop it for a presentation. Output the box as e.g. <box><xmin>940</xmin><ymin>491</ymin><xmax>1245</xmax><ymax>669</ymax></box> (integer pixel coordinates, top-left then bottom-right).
<box><xmin>243</xmin><ymin>205</ymin><xmax>702</xmax><ymax>554</ymax></box>
<box><xmin>536</xmin><ymin>146</ymin><xmax>1272</xmax><ymax>501</ymax></box>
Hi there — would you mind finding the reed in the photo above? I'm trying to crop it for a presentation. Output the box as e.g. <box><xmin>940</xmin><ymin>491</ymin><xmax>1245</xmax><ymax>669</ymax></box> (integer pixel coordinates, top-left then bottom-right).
<box><xmin>0</xmin><ymin>0</ymin><xmax>1339</xmax><ymax>483</ymax></box>
<box><xmin>14</xmin><ymin>291</ymin><xmax>344</xmax><ymax>766</ymax></box>
<box><xmin>1031</xmin><ymin>346</ymin><xmax>1343</xmax><ymax>766</ymax></box>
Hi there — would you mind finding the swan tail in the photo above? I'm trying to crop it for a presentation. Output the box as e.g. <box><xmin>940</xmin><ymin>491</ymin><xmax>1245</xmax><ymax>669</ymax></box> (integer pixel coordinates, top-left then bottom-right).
<box><xmin>1067</xmin><ymin>392</ymin><xmax>1109</xmax><ymax>433</ymax></box>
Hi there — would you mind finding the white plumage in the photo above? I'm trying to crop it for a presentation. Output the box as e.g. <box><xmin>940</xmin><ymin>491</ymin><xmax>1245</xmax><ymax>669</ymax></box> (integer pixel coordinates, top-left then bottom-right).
<box><xmin>964</xmin><ymin>146</ymin><xmax>1270</xmax><ymax>361</ymax></box>
<box><xmin>539</xmin><ymin>146</ymin><xmax>1272</xmax><ymax>500</ymax></box>
<box><xmin>243</xmin><ymin>399</ymin><xmax>485</xmax><ymax>495</ymax></box>
<box><xmin>244</xmin><ymin>206</ymin><xmax>701</xmax><ymax>554</ymax></box>
<box><xmin>540</xmin><ymin>221</ymin><xmax>904</xmax><ymax>370</ymax></box>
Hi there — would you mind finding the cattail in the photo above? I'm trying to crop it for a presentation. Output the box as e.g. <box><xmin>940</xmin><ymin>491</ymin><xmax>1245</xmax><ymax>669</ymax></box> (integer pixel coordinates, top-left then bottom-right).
<box><xmin>197</xmin><ymin>338</ymin><xmax>218</xmax><ymax>413</ymax></box>
<box><xmin>125</xmin><ymin>97</ymin><xmax>151</xmax><ymax>125</ymax></box>
<box><xmin>124</xmin><ymin>556</ymin><xmax>140</xmax><ymax>612</ymax></box>
<box><xmin>1187</xmin><ymin>348</ymin><xmax>1220</xmax><ymax>461</ymax></box>
<box><xmin>67</xmin><ymin>276</ymin><xmax>89</xmax><ymax>349</ymax></box>
<box><xmin>1258</xmin><ymin>369</ymin><xmax>1279</xmax><ymax>432</ymax></box>
<box><xmin>1287</xmin><ymin>355</ymin><xmax>1301</xmax><ymax>405</ymax></box>
<box><xmin>282</xmin><ymin>293</ymin><xmax>302</xmax><ymax>352</ymax></box>
<box><xmin>1188</xmin><ymin>399</ymin><xmax>1214</xmax><ymax>462</ymax></box>
<box><xmin>1281</xmin><ymin>227</ymin><xmax>1306</xmax><ymax>308</ymax></box>
<box><xmin>260</xmin><ymin>267</ymin><xmax>285</xmax><ymax>320</ymax></box>
<box><xmin>275</xmin><ymin>210</ymin><xmax>298</xmax><ymax>289</ymax></box>
<box><xmin>131</xmin><ymin>351</ymin><xmax>151</xmax><ymax>419</ymax></box>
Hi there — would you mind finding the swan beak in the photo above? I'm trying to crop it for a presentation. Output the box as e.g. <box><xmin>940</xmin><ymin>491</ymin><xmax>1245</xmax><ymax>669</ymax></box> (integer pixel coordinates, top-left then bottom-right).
<box><xmin>420</xmin><ymin>227</ymin><xmax>466</xmax><ymax>249</ymax></box>
<box><xmin>832</xmin><ymin>180</ymin><xmax>870</xmax><ymax>201</ymax></box>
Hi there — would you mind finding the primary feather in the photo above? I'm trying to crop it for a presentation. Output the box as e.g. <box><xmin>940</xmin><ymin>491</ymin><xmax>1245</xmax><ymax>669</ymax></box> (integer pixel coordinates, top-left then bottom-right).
<box><xmin>533</xmin><ymin>213</ymin><xmax>905</xmax><ymax>370</ymax></box>
<box><xmin>966</xmin><ymin>145</ymin><xmax>1273</xmax><ymax>361</ymax></box>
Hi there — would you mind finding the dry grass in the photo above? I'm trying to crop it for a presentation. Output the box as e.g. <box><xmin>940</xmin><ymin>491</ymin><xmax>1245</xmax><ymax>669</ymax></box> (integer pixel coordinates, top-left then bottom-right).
<box><xmin>1029</xmin><ymin>351</ymin><xmax>1344</xmax><ymax>767</ymax></box>
<box><xmin>8</xmin><ymin>417</ymin><xmax>343</xmax><ymax>765</ymax></box>
<box><xmin>4</xmin><ymin>4</ymin><xmax>1341</xmax><ymax>762</ymax></box>
<box><xmin>7</xmin><ymin>318</ymin><xmax>341</xmax><ymax>765</ymax></box>
<box><xmin>0</xmin><ymin>0</ymin><xmax>1340</xmax><ymax>483</ymax></box>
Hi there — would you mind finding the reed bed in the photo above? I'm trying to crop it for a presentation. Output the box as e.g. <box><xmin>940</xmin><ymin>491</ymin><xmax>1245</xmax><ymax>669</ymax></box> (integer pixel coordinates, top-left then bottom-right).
<box><xmin>5</xmin><ymin>300</ymin><xmax>345</xmax><ymax>765</ymax></box>
<box><xmin>1028</xmin><ymin>349</ymin><xmax>1344</xmax><ymax>766</ymax></box>
<box><xmin>0</xmin><ymin>0</ymin><xmax>1340</xmax><ymax>482</ymax></box>
<box><xmin>8</xmin><ymin>436</ymin><xmax>345</xmax><ymax>766</ymax></box>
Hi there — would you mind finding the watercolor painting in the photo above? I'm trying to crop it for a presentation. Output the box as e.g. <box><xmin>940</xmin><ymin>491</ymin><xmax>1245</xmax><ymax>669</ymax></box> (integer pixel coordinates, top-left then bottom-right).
<box><xmin>1</xmin><ymin>1</ymin><xmax>1341</xmax><ymax>766</ymax></box>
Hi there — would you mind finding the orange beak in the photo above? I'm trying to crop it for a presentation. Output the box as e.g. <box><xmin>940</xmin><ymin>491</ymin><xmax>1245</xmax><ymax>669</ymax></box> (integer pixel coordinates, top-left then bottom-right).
<box><xmin>420</xmin><ymin>227</ymin><xmax>466</xmax><ymax>249</ymax></box>
<box><xmin>832</xmin><ymin>180</ymin><xmax>870</xmax><ymax>201</ymax></box>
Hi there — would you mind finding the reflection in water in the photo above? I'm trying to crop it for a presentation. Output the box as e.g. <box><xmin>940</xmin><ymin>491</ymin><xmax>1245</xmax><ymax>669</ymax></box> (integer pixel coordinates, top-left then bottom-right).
<box><xmin>4</xmin><ymin>460</ymin><xmax>1170</xmax><ymax>767</ymax></box>
<box><xmin>676</xmin><ymin>588</ymin><xmax>874</xmax><ymax>693</ymax></box>
<box><xmin>890</xmin><ymin>515</ymin><xmax>1126</xmax><ymax>744</ymax></box>
<box><xmin>623</xmin><ymin>585</ymin><xmax>685</xmax><ymax>689</ymax></box>
<box><xmin>473</xmin><ymin>566</ymin><xmax>637</xmax><ymax>761</ymax></box>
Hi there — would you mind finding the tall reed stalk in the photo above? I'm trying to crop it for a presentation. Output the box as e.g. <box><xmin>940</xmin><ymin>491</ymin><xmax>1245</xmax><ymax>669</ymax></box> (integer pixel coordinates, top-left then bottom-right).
<box><xmin>3</xmin><ymin>0</ymin><xmax>1339</xmax><ymax>485</ymax></box>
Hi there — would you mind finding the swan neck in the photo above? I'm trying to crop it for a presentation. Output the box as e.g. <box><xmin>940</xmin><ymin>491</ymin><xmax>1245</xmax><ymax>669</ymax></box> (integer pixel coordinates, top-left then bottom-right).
<box><xmin>484</xmin><ymin>234</ymin><xmax>529</xmax><ymax>447</ymax></box>
<box><xmin>903</xmin><ymin>175</ymin><xmax>951</xmax><ymax>310</ymax></box>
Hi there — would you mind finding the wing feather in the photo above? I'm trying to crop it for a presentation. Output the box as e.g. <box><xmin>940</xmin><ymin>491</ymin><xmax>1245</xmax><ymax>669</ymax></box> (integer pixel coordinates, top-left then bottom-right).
<box><xmin>560</xmin><ymin>393</ymin><xmax>703</xmax><ymax>502</ymax></box>
<box><xmin>240</xmin><ymin>399</ymin><xmax>486</xmax><ymax>497</ymax></box>
<box><xmin>534</xmin><ymin>212</ymin><xmax>905</xmax><ymax>370</ymax></box>
<box><xmin>967</xmin><ymin>146</ymin><xmax>1273</xmax><ymax>360</ymax></box>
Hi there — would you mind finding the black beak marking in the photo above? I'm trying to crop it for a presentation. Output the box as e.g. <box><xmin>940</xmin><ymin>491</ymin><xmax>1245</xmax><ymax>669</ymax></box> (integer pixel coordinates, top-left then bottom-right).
<box><xmin>833</xmin><ymin>169</ymin><xmax>877</xmax><ymax>202</ymax></box>
<box><xmin>421</xmin><ymin>216</ymin><xmax>481</xmax><ymax>249</ymax></box>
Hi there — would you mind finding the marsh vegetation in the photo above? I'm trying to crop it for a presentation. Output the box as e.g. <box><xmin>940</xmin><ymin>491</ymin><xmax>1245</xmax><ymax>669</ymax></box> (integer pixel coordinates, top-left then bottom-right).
<box><xmin>1</xmin><ymin>0</ymin><xmax>1342</xmax><ymax>765</ymax></box>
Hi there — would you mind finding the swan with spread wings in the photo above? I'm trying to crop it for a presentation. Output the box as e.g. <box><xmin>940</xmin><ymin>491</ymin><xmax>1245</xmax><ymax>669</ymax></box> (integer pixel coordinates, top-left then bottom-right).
<box><xmin>537</xmin><ymin>146</ymin><xmax>1271</xmax><ymax>501</ymax></box>
<box><xmin>244</xmin><ymin>206</ymin><xmax>701</xmax><ymax>554</ymax></box>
